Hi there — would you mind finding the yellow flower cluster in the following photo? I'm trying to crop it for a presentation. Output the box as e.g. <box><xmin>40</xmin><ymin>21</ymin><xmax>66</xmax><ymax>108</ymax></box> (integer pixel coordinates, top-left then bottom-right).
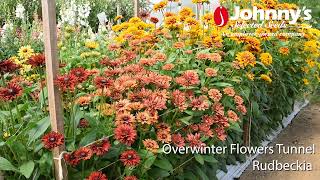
<box><xmin>85</xmin><ymin>41</ymin><xmax>99</xmax><ymax>49</ymax></box>
<box><xmin>112</xmin><ymin>17</ymin><xmax>154</xmax><ymax>43</ymax></box>
<box><xmin>164</xmin><ymin>15</ymin><xmax>181</xmax><ymax>30</ymax></box>
<box><xmin>14</xmin><ymin>46</ymin><xmax>35</xmax><ymax>75</ymax></box>
<box><xmin>18</xmin><ymin>45</ymin><xmax>34</xmax><ymax>59</ymax></box>
<box><xmin>303</xmin><ymin>78</ymin><xmax>310</xmax><ymax>85</ymax></box>
<box><xmin>279</xmin><ymin>47</ymin><xmax>290</xmax><ymax>55</ymax></box>
<box><xmin>260</xmin><ymin>0</ymin><xmax>278</xmax><ymax>8</ymax></box>
<box><xmin>260</xmin><ymin>74</ymin><xmax>272</xmax><ymax>84</ymax></box>
<box><xmin>179</xmin><ymin>7</ymin><xmax>194</xmax><ymax>19</ymax></box>
<box><xmin>192</xmin><ymin>0</ymin><xmax>209</xmax><ymax>4</ymax></box>
<box><xmin>255</xmin><ymin>28</ymin><xmax>271</xmax><ymax>41</ymax></box>
<box><xmin>260</xmin><ymin>53</ymin><xmax>273</xmax><ymax>66</ymax></box>
<box><xmin>97</xmin><ymin>103</ymin><xmax>115</xmax><ymax>116</ymax></box>
<box><xmin>114</xmin><ymin>15</ymin><xmax>123</xmax><ymax>21</ymax></box>
<box><xmin>276</xmin><ymin>3</ymin><xmax>298</xmax><ymax>9</ymax></box>
<box><xmin>202</xmin><ymin>13</ymin><xmax>214</xmax><ymax>24</ymax></box>
<box><xmin>304</xmin><ymin>40</ymin><xmax>320</xmax><ymax>57</ymax></box>
<box><xmin>153</xmin><ymin>0</ymin><xmax>168</xmax><ymax>11</ymax></box>
<box><xmin>246</xmin><ymin>72</ymin><xmax>255</xmax><ymax>81</ymax></box>
<box><xmin>80</xmin><ymin>51</ymin><xmax>101</xmax><ymax>59</ymax></box>
<box><xmin>306</xmin><ymin>59</ymin><xmax>316</xmax><ymax>68</ymax></box>
<box><xmin>236</xmin><ymin>51</ymin><xmax>256</xmax><ymax>68</ymax></box>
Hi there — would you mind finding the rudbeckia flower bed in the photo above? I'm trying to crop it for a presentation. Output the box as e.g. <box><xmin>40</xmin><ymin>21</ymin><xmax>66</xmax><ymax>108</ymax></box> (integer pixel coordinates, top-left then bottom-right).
<box><xmin>0</xmin><ymin>0</ymin><xmax>319</xmax><ymax>179</ymax></box>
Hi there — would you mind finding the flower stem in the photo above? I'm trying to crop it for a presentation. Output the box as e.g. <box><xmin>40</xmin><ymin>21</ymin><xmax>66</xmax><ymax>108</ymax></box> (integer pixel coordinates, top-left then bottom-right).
<box><xmin>15</xmin><ymin>100</ymin><xmax>22</xmax><ymax>123</ymax></box>
<box><xmin>98</xmin><ymin>160</ymin><xmax>120</xmax><ymax>171</ymax></box>
<box><xmin>8</xmin><ymin>102</ymin><xmax>15</xmax><ymax>132</ymax></box>
<box><xmin>1</xmin><ymin>74</ymin><xmax>5</xmax><ymax>86</ymax></box>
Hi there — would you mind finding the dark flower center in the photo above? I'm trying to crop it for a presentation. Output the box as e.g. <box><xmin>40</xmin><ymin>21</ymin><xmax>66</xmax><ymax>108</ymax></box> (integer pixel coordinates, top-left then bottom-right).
<box><xmin>76</xmin><ymin>71</ymin><xmax>81</xmax><ymax>76</ymax></box>
<box><xmin>7</xmin><ymin>89</ymin><xmax>14</xmax><ymax>94</ymax></box>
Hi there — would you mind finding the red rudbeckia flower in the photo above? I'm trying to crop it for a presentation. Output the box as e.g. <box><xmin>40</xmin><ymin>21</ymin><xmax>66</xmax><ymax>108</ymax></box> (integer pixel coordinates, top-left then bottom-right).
<box><xmin>41</xmin><ymin>131</ymin><xmax>64</xmax><ymax>149</ymax></box>
<box><xmin>78</xmin><ymin>118</ymin><xmax>90</xmax><ymax>128</ymax></box>
<box><xmin>90</xmin><ymin>139</ymin><xmax>111</xmax><ymax>156</ymax></box>
<box><xmin>120</xmin><ymin>150</ymin><xmax>141</xmax><ymax>167</ymax></box>
<box><xmin>63</xmin><ymin>152</ymin><xmax>80</xmax><ymax>166</ymax></box>
<box><xmin>0</xmin><ymin>83</ymin><xmax>23</xmax><ymax>101</ymax></box>
<box><xmin>74</xmin><ymin>147</ymin><xmax>93</xmax><ymax>160</ymax></box>
<box><xmin>70</xmin><ymin>67</ymin><xmax>90</xmax><ymax>83</ymax></box>
<box><xmin>139</xmin><ymin>10</ymin><xmax>150</xmax><ymax>19</ymax></box>
<box><xmin>54</xmin><ymin>74</ymin><xmax>77</xmax><ymax>92</ymax></box>
<box><xmin>0</xmin><ymin>59</ymin><xmax>20</xmax><ymax>74</ymax></box>
<box><xmin>94</xmin><ymin>76</ymin><xmax>114</xmax><ymax>89</ymax></box>
<box><xmin>87</xmin><ymin>171</ymin><xmax>108</xmax><ymax>180</ymax></box>
<box><xmin>28</xmin><ymin>54</ymin><xmax>46</xmax><ymax>67</ymax></box>
<box><xmin>114</xmin><ymin>124</ymin><xmax>137</xmax><ymax>146</ymax></box>
<box><xmin>124</xmin><ymin>175</ymin><xmax>138</xmax><ymax>180</ymax></box>
<box><xmin>150</xmin><ymin>17</ymin><xmax>159</xmax><ymax>24</ymax></box>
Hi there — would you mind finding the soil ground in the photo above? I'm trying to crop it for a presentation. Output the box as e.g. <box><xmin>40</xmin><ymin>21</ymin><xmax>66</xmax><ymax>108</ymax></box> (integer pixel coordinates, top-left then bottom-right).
<box><xmin>240</xmin><ymin>102</ymin><xmax>320</xmax><ymax>180</ymax></box>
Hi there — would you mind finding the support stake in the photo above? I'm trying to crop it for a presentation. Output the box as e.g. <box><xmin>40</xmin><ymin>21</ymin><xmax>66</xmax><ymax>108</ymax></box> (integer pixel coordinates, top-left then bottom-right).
<box><xmin>41</xmin><ymin>0</ymin><xmax>67</xmax><ymax>179</ymax></box>
<box><xmin>133</xmin><ymin>0</ymin><xmax>140</xmax><ymax>17</ymax></box>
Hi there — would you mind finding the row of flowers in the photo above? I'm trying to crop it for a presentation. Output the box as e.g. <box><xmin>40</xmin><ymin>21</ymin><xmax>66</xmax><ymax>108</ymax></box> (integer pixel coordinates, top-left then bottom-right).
<box><xmin>0</xmin><ymin>0</ymin><xmax>319</xmax><ymax>179</ymax></box>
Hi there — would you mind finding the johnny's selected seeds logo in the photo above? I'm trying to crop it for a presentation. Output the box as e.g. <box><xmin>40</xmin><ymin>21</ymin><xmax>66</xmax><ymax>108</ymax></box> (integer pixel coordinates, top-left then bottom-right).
<box><xmin>213</xmin><ymin>5</ymin><xmax>312</xmax><ymax>27</ymax></box>
<box><xmin>214</xmin><ymin>6</ymin><xmax>229</xmax><ymax>27</ymax></box>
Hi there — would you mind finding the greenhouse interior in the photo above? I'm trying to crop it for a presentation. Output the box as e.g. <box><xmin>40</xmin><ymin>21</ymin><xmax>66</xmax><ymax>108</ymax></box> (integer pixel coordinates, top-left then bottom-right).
<box><xmin>0</xmin><ymin>0</ymin><xmax>319</xmax><ymax>180</ymax></box>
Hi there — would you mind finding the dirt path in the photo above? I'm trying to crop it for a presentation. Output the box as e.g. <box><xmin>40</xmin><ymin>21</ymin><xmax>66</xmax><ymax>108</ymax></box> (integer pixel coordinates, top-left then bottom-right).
<box><xmin>240</xmin><ymin>103</ymin><xmax>320</xmax><ymax>180</ymax></box>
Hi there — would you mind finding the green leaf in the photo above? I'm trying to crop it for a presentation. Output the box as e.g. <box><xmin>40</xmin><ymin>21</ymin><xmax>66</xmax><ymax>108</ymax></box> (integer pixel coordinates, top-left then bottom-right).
<box><xmin>143</xmin><ymin>155</ymin><xmax>156</xmax><ymax>171</ymax></box>
<box><xmin>139</xmin><ymin>149</ymin><xmax>155</xmax><ymax>171</ymax></box>
<box><xmin>212</xmin><ymin>82</ymin><xmax>233</xmax><ymax>88</ymax></box>
<box><xmin>241</xmin><ymin>87</ymin><xmax>251</xmax><ymax>100</ymax></box>
<box><xmin>179</xmin><ymin>116</ymin><xmax>193</xmax><ymax>125</ymax></box>
<box><xmin>252</xmin><ymin>101</ymin><xmax>260</xmax><ymax>117</ymax></box>
<box><xmin>6</xmin><ymin>141</ymin><xmax>27</xmax><ymax>161</ymax></box>
<box><xmin>195</xmin><ymin>165</ymin><xmax>209</xmax><ymax>180</ymax></box>
<box><xmin>182</xmin><ymin>171</ymin><xmax>198</xmax><ymax>180</ymax></box>
<box><xmin>39</xmin><ymin>87</ymin><xmax>48</xmax><ymax>109</ymax></box>
<box><xmin>195</xmin><ymin>154</ymin><xmax>204</xmax><ymax>165</ymax></box>
<box><xmin>28</xmin><ymin>116</ymin><xmax>50</xmax><ymax>144</ymax></box>
<box><xmin>0</xmin><ymin>111</ymin><xmax>10</xmax><ymax>117</ymax></box>
<box><xmin>229</xmin><ymin>121</ymin><xmax>243</xmax><ymax>133</ymax></box>
<box><xmin>202</xmin><ymin>155</ymin><xmax>218</xmax><ymax>163</ymax></box>
<box><xmin>154</xmin><ymin>158</ymin><xmax>173</xmax><ymax>171</ymax></box>
<box><xmin>148</xmin><ymin>168</ymin><xmax>170</xmax><ymax>178</ymax></box>
<box><xmin>0</xmin><ymin>157</ymin><xmax>18</xmax><ymax>171</ymax></box>
<box><xmin>228</xmin><ymin>50</ymin><xmax>235</xmax><ymax>57</ymax></box>
<box><xmin>79</xmin><ymin>131</ymin><xmax>97</xmax><ymax>147</ymax></box>
<box><xmin>19</xmin><ymin>161</ymin><xmax>34</xmax><ymax>178</ymax></box>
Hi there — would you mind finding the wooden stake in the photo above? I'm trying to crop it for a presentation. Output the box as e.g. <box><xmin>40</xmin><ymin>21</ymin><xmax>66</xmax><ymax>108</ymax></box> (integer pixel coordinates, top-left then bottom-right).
<box><xmin>41</xmin><ymin>0</ymin><xmax>67</xmax><ymax>179</ymax></box>
<box><xmin>117</xmin><ymin>2</ymin><xmax>121</xmax><ymax>24</ymax></box>
<box><xmin>133</xmin><ymin>0</ymin><xmax>140</xmax><ymax>17</ymax></box>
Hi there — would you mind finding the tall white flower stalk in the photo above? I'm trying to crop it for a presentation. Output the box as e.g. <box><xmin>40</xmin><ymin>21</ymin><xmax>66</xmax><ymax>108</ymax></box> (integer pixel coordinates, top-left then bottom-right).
<box><xmin>78</xmin><ymin>3</ymin><xmax>91</xmax><ymax>27</ymax></box>
<box><xmin>15</xmin><ymin>3</ymin><xmax>25</xmax><ymax>20</ymax></box>
<box><xmin>59</xmin><ymin>0</ymin><xmax>91</xmax><ymax>27</ymax></box>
